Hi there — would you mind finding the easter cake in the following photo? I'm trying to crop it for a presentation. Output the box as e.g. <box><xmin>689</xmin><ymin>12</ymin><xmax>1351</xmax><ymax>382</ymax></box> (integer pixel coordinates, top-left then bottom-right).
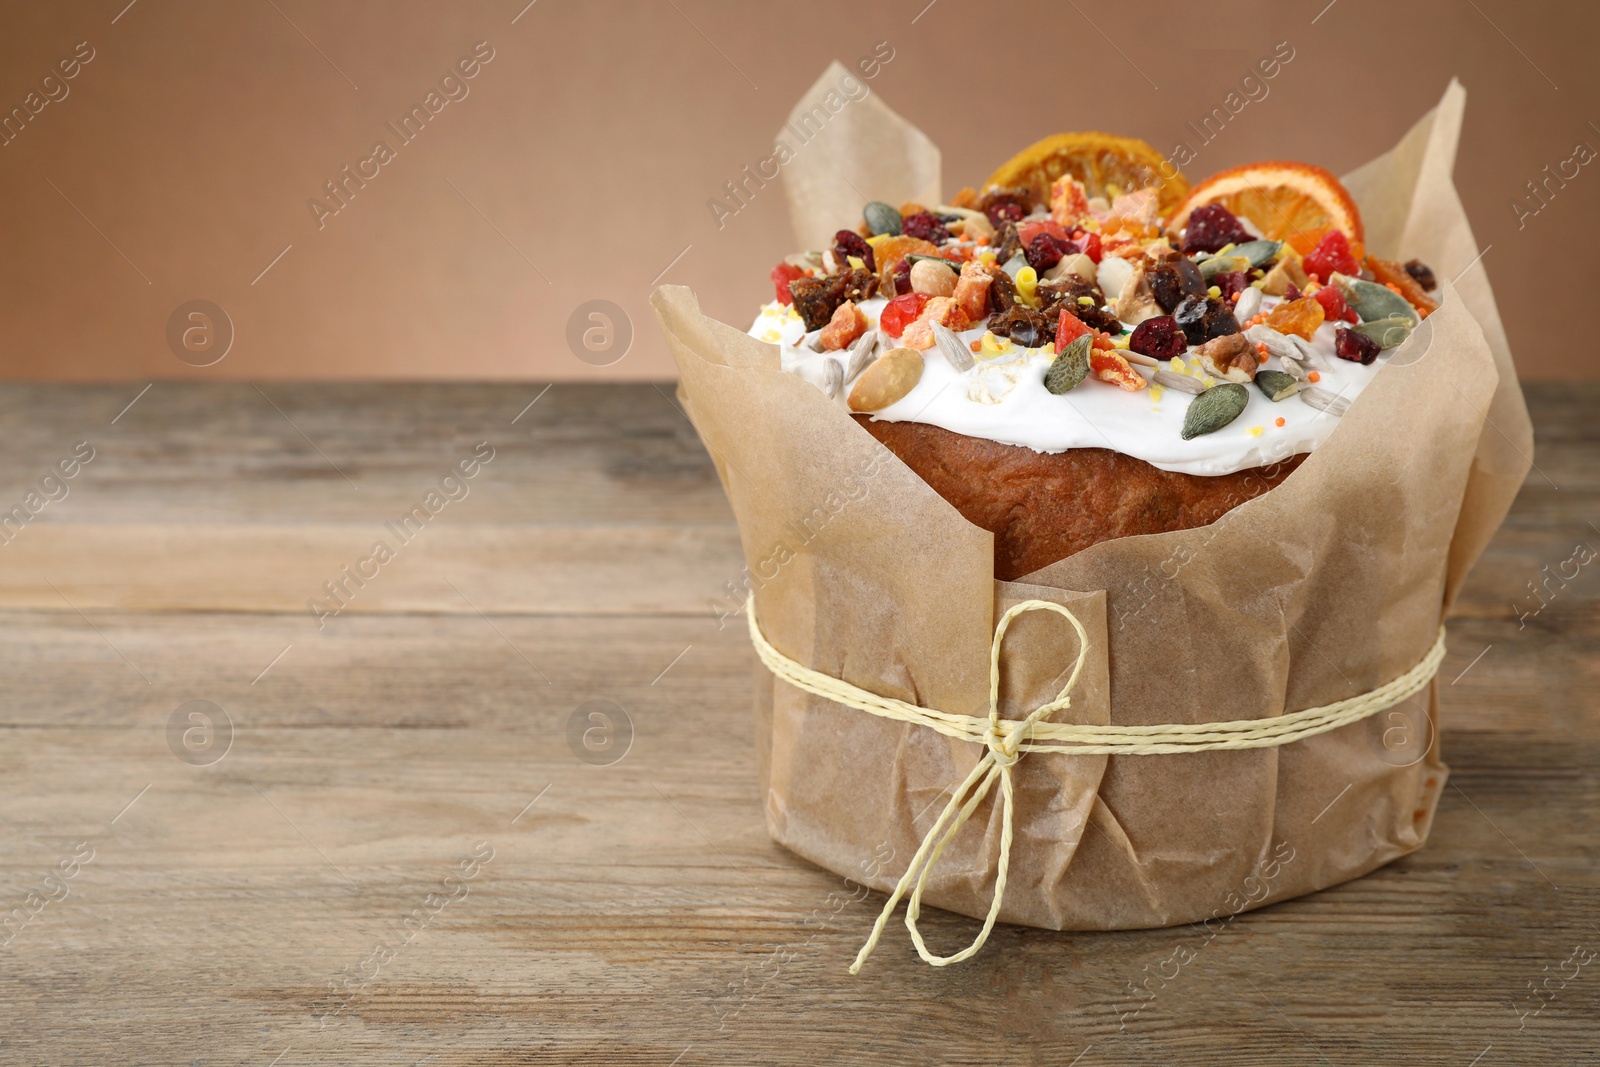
<box><xmin>750</xmin><ymin>134</ymin><xmax>1441</xmax><ymax>580</ymax></box>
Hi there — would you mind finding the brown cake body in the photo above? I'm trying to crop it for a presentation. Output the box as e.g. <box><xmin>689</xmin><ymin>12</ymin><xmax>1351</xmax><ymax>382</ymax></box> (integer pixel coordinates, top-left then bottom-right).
<box><xmin>854</xmin><ymin>415</ymin><xmax>1305</xmax><ymax>580</ymax></box>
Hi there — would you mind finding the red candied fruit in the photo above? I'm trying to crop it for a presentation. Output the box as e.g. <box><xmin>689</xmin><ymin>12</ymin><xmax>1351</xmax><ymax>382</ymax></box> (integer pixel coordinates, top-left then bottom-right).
<box><xmin>902</xmin><ymin>211</ymin><xmax>951</xmax><ymax>245</ymax></box>
<box><xmin>1181</xmin><ymin>203</ymin><xmax>1253</xmax><ymax>254</ymax></box>
<box><xmin>1335</xmin><ymin>326</ymin><xmax>1380</xmax><ymax>365</ymax></box>
<box><xmin>879</xmin><ymin>292</ymin><xmax>932</xmax><ymax>338</ymax></box>
<box><xmin>1214</xmin><ymin>271</ymin><xmax>1248</xmax><ymax>303</ymax></box>
<box><xmin>1072</xmin><ymin>230</ymin><xmax>1103</xmax><ymax>263</ymax></box>
<box><xmin>1054</xmin><ymin>308</ymin><xmax>1091</xmax><ymax>352</ymax></box>
<box><xmin>1128</xmin><ymin>315</ymin><xmax>1186</xmax><ymax>359</ymax></box>
<box><xmin>771</xmin><ymin>262</ymin><xmax>806</xmax><ymax>305</ymax></box>
<box><xmin>832</xmin><ymin>230</ymin><xmax>876</xmax><ymax>273</ymax></box>
<box><xmin>1302</xmin><ymin>230</ymin><xmax>1359</xmax><ymax>284</ymax></box>
<box><xmin>1313</xmin><ymin>282</ymin><xmax>1358</xmax><ymax>324</ymax></box>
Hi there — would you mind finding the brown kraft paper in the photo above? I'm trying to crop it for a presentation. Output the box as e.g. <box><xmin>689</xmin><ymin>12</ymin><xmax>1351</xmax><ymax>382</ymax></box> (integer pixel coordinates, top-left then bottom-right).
<box><xmin>649</xmin><ymin>73</ymin><xmax>1531</xmax><ymax>935</ymax></box>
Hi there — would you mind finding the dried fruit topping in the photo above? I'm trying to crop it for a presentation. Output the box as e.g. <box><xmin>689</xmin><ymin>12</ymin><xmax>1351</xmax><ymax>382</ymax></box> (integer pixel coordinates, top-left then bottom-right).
<box><xmin>1282</xmin><ymin>282</ymin><xmax>1302</xmax><ymax>303</ymax></box>
<box><xmin>902</xmin><ymin>211</ymin><xmax>951</xmax><ymax>245</ymax></box>
<box><xmin>951</xmin><ymin>260</ymin><xmax>995</xmax><ymax>323</ymax></box>
<box><xmin>1334</xmin><ymin>325</ymin><xmax>1381</xmax><ymax>365</ymax></box>
<box><xmin>879</xmin><ymin>292</ymin><xmax>932</xmax><ymax>338</ymax></box>
<box><xmin>1366</xmin><ymin>256</ymin><xmax>1440</xmax><ymax>319</ymax></box>
<box><xmin>873</xmin><ymin>235</ymin><xmax>940</xmax><ymax>282</ymax></box>
<box><xmin>1090</xmin><ymin>348</ymin><xmax>1148</xmax><ymax>391</ymax></box>
<box><xmin>1049</xmin><ymin>174</ymin><xmax>1092</xmax><ymax>227</ymax></box>
<box><xmin>1114</xmin><ymin>264</ymin><xmax>1163</xmax><ymax>327</ymax></box>
<box><xmin>1073</xmin><ymin>230</ymin><xmax>1104</xmax><ymax>263</ymax></box>
<box><xmin>1302</xmin><ymin>229</ymin><xmax>1359</xmax><ymax>283</ymax></box>
<box><xmin>1128</xmin><ymin>316</ymin><xmax>1187</xmax><ymax>359</ymax></box>
<box><xmin>832</xmin><ymin>230</ymin><xmax>876</xmax><ymax>273</ymax></box>
<box><xmin>1404</xmin><ymin>258</ymin><xmax>1437</xmax><ymax>291</ymax></box>
<box><xmin>1214</xmin><ymin>271</ymin><xmax>1248</xmax><ymax>304</ymax></box>
<box><xmin>888</xmin><ymin>258</ymin><xmax>912</xmax><ymax>296</ymax></box>
<box><xmin>987</xmin><ymin>305</ymin><xmax>1055</xmax><ymax>349</ymax></box>
<box><xmin>1148</xmin><ymin>256</ymin><xmax>1207</xmax><ymax>312</ymax></box>
<box><xmin>909</xmin><ymin>258</ymin><xmax>958</xmax><ymax>297</ymax></box>
<box><xmin>1263</xmin><ymin>296</ymin><xmax>1325</xmax><ymax>341</ymax></box>
<box><xmin>1181</xmin><ymin>203</ymin><xmax>1252</xmax><ymax>255</ymax></box>
<box><xmin>1054</xmin><ymin>308</ymin><xmax>1091</xmax><ymax>352</ymax></box>
<box><xmin>976</xmin><ymin>186</ymin><xmax>1033</xmax><ymax>228</ymax></box>
<box><xmin>1181</xmin><ymin>383</ymin><xmax>1250</xmax><ymax>439</ymax></box>
<box><xmin>819</xmin><ymin>300</ymin><xmax>867</xmax><ymax>351</ymax></box>
<box><xmin>771</xmin><ymin>262</ymin><xmax>806</xmax><ymax>306</ymax></box>
<box><xmin>988</xmin><ymin>268</ymin><xmax>1018</xmax><ymax>314</ymax></box>
<box><xmin>1194</xmin><ymin>333</ymin><xmax>1259</xmax><ymax>383</ymax></box>
<box><xmin>1173</xmin><ymin>294</ymin><xmax>1242</xmax><ymax>346</ymax></box>
<box><xmin>992</xmin><ymin>222</ymin><xmax>1023</xmax><ymax>266</ymax></box>
<box><xmin>899</xmin><ymin>296</ymin><xmax>971</xmax><ymax>351</ymax></box>
<box><xmin>1312</xmin><ymin>282</ymin><xmax>1357</xmax><ymax>324</ymax></box>
<box><xmin>863</xmin><ymin>201</ymin><xmax>903</xmax><ymax>237</ymax></box>
<box><xmin>1025</xmin><ymin>232</ymin><xmax>1070</xmax><ymax>272</ymax></box>
<box><xmin>1045</xmin><ymin>334</ymin><xmax>1091</xmax><ymax>394</ymax></box>
<box><xmin>1260</xmin><ymin>251</ymin><xmax>1310</xmax><ymax>297</ymax></box>
<box><xmin>848</xmin><ymin>348</ymin><xmax>924</xmax><ymax>412</ymax></box>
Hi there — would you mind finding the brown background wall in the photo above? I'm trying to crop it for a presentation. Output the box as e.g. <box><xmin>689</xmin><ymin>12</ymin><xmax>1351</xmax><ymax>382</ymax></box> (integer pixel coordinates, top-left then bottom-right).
<box><xmin>0</xmin><ymin>0</ymin><xmax>1594</xmax><ymax>382</ymax></box>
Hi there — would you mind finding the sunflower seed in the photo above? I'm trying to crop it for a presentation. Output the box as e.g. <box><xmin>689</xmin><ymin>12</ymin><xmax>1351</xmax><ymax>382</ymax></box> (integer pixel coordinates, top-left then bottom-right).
<box><xmin>1181</xmin><ymin>383</ymin><xmax>1250</xmax><ymax>439</ymax></box>
<box><xmin>931</xmin><ymin>322</ymin><xmax>975</xmax><ymax>372</ymax></box>
<box><xmin>845</xmin><ymin>330</ymin><xmax>880</xmax><ymax>381</ymax></box>
<box><xmin>1299</xmin><ymin>386</ymin><xmax>1350</xmax><ymax>416</ymax></box>
<box><xmin>1234</xmin><ymin>286</ymin><xmax>1263</xmax><ymax>322</ymax></box>
<box><xmin>1245</xmin><ymin>323</ymin><xmax>1297</xmax><ymax>362</ymax></box>
<box><xmin>821</xmin><ymin>358</ymin><xmax>844</xmax><ymax>399</ymax></box>
<box><xmin>1153</xmin><ymin>369</ymin><xmax>1206</xmax><ymax>394</ymax></box>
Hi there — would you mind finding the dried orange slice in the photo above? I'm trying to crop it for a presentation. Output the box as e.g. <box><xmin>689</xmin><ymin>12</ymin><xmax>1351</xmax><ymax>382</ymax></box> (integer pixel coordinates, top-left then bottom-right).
<box><xmin>1168</xmin><ymin>161</ymin><xmax>1363</xmax><ymax>255</ymax></box>
<box><xmin>984</xmin><ymin>132</ymin><xmax>1190</xmax><ymax>220</ymax></box>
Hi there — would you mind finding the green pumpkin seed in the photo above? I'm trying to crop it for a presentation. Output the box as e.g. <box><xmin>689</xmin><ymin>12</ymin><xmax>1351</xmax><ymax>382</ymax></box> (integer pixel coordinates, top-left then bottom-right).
<box><xmin>1181</xmin><ymin>383</ymin><xmax>1250</xmax><ymax>439</ymax></box>
<box><xmin>1352</xmin><ymin>315</ymin><xmax>1414</xmax><ymax>350</ymax></box>
<box><xmin>1044</xmin><ymin>335</ymin><xmax>1091</xmax><ymax>394</ymax></box>
<box><xmin>1337</xmin><ymin>275</ymin><xmax>1418</xmax><ymax>325</ymax></box>
<box><xmin>1253</xmin><ymin>369</ymin><xmax>1301</xmax><ymax>402</ymax></box>
<box><xmin>1198</xmin><ymin>254</ymin><xmax>1251</xmax><ymax>281</ymax></box>
<box><xmin>1232</xmin><ymin>240</ymin><xmax>1282</xmax><ymax>269</ymax></box>
<box><xmin>864</xmin><ymin>201</ymin><xmax>902</xmax><ymax>236</ymax></box>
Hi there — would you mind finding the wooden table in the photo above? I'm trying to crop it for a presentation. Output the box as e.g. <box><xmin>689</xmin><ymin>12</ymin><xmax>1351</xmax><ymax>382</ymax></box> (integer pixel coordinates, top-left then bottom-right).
<box><xmin>0</xmin><ymin>382</ymin><xmax>1594</xmax><ymax>1066</ymax></box>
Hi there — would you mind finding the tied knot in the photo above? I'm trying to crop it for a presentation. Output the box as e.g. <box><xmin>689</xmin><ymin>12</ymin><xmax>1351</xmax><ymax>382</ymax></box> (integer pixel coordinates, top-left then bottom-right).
<box><xmin>983</xmin><ymin>723</ymin><xmax>1021</xmax><ymax>767</ymax></box>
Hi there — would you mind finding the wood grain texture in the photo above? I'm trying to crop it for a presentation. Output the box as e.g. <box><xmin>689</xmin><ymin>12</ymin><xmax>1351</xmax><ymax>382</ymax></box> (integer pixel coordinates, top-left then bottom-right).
<box><xmin>0</xmin><ymin>383</ymin><xmax>1596</xmax><ymax>1066</ymax></box>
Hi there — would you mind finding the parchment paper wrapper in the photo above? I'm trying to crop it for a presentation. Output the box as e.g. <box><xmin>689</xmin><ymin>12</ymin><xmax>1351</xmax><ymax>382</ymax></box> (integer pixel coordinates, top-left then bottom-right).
<box><xmin>651</xmin><ymin>75</ymin><xmax>1531</xmax><ymax>932</ymax></box>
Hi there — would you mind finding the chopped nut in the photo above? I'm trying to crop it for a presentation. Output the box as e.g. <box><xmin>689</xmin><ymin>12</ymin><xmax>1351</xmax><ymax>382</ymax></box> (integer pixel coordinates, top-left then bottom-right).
<box><xmin>1194</xmin><ymin>333</ymin><xmax>1259</xmax><ymax>384</ymax></box>
<box><xmin>1114</xmin><ymin>264</ymin><xmax>1163</xmax><ymax>326</ymax></box>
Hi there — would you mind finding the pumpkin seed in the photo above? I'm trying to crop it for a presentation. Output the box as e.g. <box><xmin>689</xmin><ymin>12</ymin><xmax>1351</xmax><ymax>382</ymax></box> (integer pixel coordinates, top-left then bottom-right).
<box><xmin>1352</xmin><ymin>315</ymin><xmax>1414</xmax><ymax>350</ymax></box>
<box><xmin>1198</xmin><ymin>254</ymin><xmax>1250</xmax><ymax>281</ymax></box>
<box><xmin>1181</xmin><ymin>383</ymin><xmax>1250</xmax><ymax>439</ymax></box>
<box><xmin>931</xmin><ymin>322</ymin><xmax>975</xmax><ymax>372</ymax></box>
<box><xmin>1231</xmin><ymin>240</ymin><xmax>1283</xmax><ymax>269</ymax></box>
<box><xmin>1333</xmin><ymin>273</ymin><xmax>1418</xmax><ymax>325</ymax></box>
<box><xmin>864</xmin><ymin>201</ymin><xmax>902</xmax><ymax>236</ymax></box>
<box><xmin>1254</xmin><ymin>369</ymin><xmax>1301</xmax><ymax>402</ymax></box>
<box><xmin>1153</xmin><ymin>369</ymin><xmax>1205</xmax><ymax>394</ymax></box>
<box><xmin>1044</xmin><ymin>334</ymin><xmax>1091</xmax><ymax>394</ymax></box>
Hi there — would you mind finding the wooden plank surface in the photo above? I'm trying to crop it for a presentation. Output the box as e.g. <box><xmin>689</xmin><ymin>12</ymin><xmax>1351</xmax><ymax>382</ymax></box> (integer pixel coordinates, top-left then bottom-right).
<box><xmin>0</xmin><ymin>382</ymin><xmax>1596</xmax><ymax>1066</ymax></box>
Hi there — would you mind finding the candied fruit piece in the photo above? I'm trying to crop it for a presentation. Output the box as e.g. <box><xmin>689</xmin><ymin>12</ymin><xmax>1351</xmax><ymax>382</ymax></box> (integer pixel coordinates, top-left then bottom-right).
<box><xmin>1054</xmin><ymin>308</ymin><xmax>1091</xmax><ymax>352</ymax></box>
<box><xmin>879</xmin><ymin>292</ymin><xmax>931</xmax><ymax>338</ymax></box>
<box><xmin>951</xmin><ymin>260</ymin><xmax>994</xmax><ymax>322</ymax></box>
<box><xmin>1050</xmin><ymin>174</ymin><xmax>1092</xmax><ymax>227</ymax></box>
<box><xmin>1302</xmin><ymin>230</ymin><xmax>1359</xmax><ymax>284</ymax></box>
<box><xmin>771</xmin><ymin>262</ymin><xmax>805</xmax><ymax>306</ymax></box>
<box><xmin>902</xmin><ymin>211</ymin><xmax>951</xmax><ymax>244</ymax></box>
<box><xmin>1089</xmin><ymin>348</ymin><xmax>1147</xmax><ymax>391</ymax></box>
<box><xmin>819</xmin><ymin>300</ymin><xmax>867</xmax><ymax>351</ymax></box>
<box><xmin>832</xmin><ymin>230</ymin><xmax>876</xmax><ymax>273</ymax></box>
<box><xmin>1404</xmin><ymin>258</ymin><xmax>1437</xmax><ymax>291</ymax></box>
<box><xmin>1128</xmin><ymin>316</ymin><xmax>1186</xmax><ymax>359</ymax></box>
<box><xmin>1312</xmin><ymin>283</ymin><xmax>1357</xmax><ymax>324</ymax></box>
<box><xmin>1366</xmin><ymin>255</ymin><xmax>1440</xmax><ymax>319</ymax></box>
<box><xmin>1335</xmin><ymin>326</ymin><xmax>1380</xmax><ymax>365</ymax></box>
<box><xmin>1182</xmin><ymin>203</ymin><xmax>1252</xmax><ymax>255</ymax></box>
<box><xmin>1173</xmin><ymin>295</ymin><xmax>1241</xmax><ymax>346</ymax></box>
<box><xmin>1263</xmin><ymin>296</ymin><xmax>1325</xmax><ymax>341</ymax></box>
<box><xmin>873</xmin><ymin>235</ymin><xmax>939</xmax><ymax>278</ymax></box>
<box><xmin>1073</xmin><ymin>230</ymin><xmax>1103</xmax><ymax>263</ymax></box>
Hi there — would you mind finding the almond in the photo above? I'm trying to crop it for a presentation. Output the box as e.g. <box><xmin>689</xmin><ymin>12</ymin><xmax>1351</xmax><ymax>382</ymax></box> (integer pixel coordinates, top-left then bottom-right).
<box><xmin>847</xmin><ymin>348</ymin><xmax>925</xmax><ymax>412</ymax></box>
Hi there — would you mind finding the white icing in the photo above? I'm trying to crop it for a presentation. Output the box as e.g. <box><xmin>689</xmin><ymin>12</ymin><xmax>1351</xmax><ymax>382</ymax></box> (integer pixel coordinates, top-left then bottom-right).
<box><xmin>752</xmin><ymin>284</ymin><xmax>1394</xmax><ymax>477</ymax></box>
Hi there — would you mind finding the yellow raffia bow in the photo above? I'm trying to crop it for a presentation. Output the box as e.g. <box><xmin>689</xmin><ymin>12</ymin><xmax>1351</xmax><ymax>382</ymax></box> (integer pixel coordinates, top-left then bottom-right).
<box><xmin>745</xmin><ymin>595</ymin><xmax>1447</xmax><ymax>973</ymax></box>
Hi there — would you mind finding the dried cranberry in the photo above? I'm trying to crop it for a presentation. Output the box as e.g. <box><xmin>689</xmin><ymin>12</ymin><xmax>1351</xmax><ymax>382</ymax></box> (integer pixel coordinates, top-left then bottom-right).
<box><xmin>1404</xmin><ymin>258</ymin><xmax>1437</xmax><ymax>291</ymax></box>
<box><xmin>1302</xmin><ymin>230</ymin><xmax>1359</xmax><ymax>284</ymax></box>
<box><xmin>832</xmin><ymin>230</ymin><xmax>875</xmax><ymax>273</ymax></box>
<box><xmin>770</xmin><ymin>262</ymin><xmax>805</xmax><ymax>306</ymax></box>
<box><xmin>902</xmin><ymin>211</ymin><xmax>951</xmax><ymax>245</ymax></box>
<box><xmin>889</xmin><ymin>258</ymin><xmax>912</xmax><ymax>295</ymax></box>
<box><xmin>1173</xmin><ymin>295</ymin><xmax>1241</xmax><ymax>346</ymax></box>
<box><xmin>1214</xmin><ymin>271</ymin><xmax>1248</xmax><ymax>304</ymax></box>
<box><xmin>1129</xmin><ymin>316</ymin><xmax>1186</xmax><ymax>359</ymax></box>
<box><xmin>987</xmin><ymin>202</ymin><xmax>1025</xmax><ymax>227</ymax></box>
<box><xmin>1335</xmin><ymin>326</ymin><xmax>1380</xmax><ymax>365</ymax></box>
<box><xmin>1148</xmin><ymin>258</ymin><xmax>1206</xmax><ymax>312</ymax></box>
<box><xmin>1283</xmin><ymin>282</ymin><xmax>1302</xmax><ymax>303</ymax></box>
<box><xmin>1024</xmin><ymin>232</ymin><xmax>1069</xmax><ymax>272</ymax></box>
<box><xmin>1313</xmin><ymin>283</ymin><xmax>1357</xmax><ymax>324</ymax></box>
<box><xmin>1181</xmin><ymin>203</ymin><xmax>1252</xmax><ymax>255</ymax></box>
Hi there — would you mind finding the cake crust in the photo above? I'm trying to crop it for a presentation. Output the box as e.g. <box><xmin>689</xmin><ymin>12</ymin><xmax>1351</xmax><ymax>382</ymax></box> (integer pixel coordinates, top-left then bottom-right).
<box><xmin>854</xmin><ymin>415</ymin><xmax>1305</xmax><ymax>580</ymax></box>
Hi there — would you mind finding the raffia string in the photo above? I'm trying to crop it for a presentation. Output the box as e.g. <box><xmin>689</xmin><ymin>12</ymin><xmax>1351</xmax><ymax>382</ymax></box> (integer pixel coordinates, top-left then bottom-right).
<box><xmin>745</xmin><ymin>595</ymin><xmax>1448</xmax><ymax>973</ymax></box>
